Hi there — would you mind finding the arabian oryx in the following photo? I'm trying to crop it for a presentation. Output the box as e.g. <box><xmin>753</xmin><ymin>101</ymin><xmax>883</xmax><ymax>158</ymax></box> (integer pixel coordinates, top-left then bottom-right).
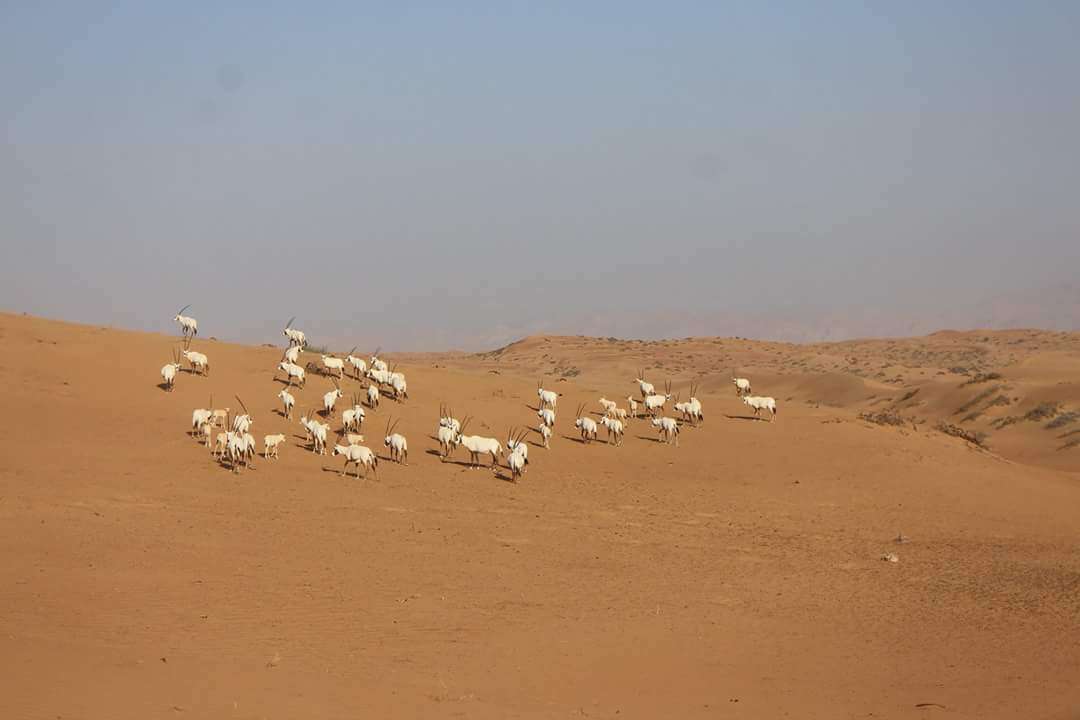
<box><xmin>383</xmin><ymin>417</ymin><xmax>408</xmax><ymax>464</ymax></box>
<box><xmin>282</xmin><ymin>316</ymin><xmax>306</xmax><ymax>347</ymax></box>
<box><xmin>173</xmin><ymin>304</ymin><xmax>198</xmax><ymax>337</ymax></box>
<box><xmin>161</xmin><ymin>347</ymin><xmax>182</xmax><ymax>391</ymax></box>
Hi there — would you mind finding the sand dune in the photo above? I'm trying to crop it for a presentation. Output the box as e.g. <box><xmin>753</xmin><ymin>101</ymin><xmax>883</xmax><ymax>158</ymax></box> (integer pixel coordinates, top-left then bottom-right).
<box><xmin>1</xmin><ymin>312</ymin><xmax>1078</xmax><ymax>719</ymax></box>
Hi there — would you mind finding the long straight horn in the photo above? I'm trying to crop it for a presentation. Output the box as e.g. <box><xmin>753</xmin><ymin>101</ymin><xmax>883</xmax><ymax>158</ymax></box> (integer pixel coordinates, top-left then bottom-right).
<box><xmin>389</xmin><ymin>418</ymin><xmax>399</xmax><ymax>435</ymax></box>
<box><xmin>235</xmin><ymin>395</ymin><xmax>250</xmax><ymax>414</ymax></box>
<box><xmin>285</xmin><ymin>316</ymin><xmax>296</xmax><ymax>329</ymax></box>
<box><xmin>177</xmin><ymin>303</ymin><xmax>191</xmax><ymax>316</ymax></box>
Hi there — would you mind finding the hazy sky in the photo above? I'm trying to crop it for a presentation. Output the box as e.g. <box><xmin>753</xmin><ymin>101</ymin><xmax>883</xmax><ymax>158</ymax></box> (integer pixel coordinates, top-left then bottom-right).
<box><xmin>3</xmin><ymin>2</ymin><xmax>1078</xmax><ymax>350</ymax></box>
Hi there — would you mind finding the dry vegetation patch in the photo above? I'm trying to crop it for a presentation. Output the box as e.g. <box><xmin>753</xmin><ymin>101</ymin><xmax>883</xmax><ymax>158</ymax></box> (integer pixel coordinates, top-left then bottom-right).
<box><xmin>859</xmin><ymin>410</ymin><xmax>911</xmax><ymax>427</ymax></box>
<box><xmin>936</xmin><ymin>421</ymin><xmax>988</xmax><ymax>448</ymax></box>
<box><xmin>962</xmin><ymin>372</ymin><xmax>1004</xmax><ymax>386</ymax></box>
<box><xmin>1046</xmin><ymin>410</ymin><xmax>1079</xmax><ymax>430</ymax></box>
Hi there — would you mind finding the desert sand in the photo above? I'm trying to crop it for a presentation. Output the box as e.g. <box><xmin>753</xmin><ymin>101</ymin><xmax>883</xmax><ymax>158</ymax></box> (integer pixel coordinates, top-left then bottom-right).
<box><xmin>1</xmin><ymin>311</ymin><xmax>1078</xmax><ymax>719</ymax></box>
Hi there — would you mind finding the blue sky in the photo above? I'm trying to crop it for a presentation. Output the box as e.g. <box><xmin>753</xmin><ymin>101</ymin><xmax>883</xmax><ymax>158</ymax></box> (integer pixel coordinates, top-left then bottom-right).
<box><xmin>2</xmin><ymin>2</ymin><xmax>1078</xmax><ymax>349</ymax></box>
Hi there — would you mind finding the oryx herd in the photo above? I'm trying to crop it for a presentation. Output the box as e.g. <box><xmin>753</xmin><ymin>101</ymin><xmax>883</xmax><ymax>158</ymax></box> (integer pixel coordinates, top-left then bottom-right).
<box><xmin>166</xmin><ymin>306</ymin><xmax>777</xmax><ymax>481</ymax></box>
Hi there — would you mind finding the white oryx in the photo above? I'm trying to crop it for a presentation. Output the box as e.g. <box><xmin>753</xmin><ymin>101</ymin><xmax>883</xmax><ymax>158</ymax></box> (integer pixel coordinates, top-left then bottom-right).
<box><xmin>161</xmin><ymin>348</ymin><xmax>182</xmax><ymax>391</ymax></box>
<box><xmin>321</xmin><ymin>354</ymin><xmax>345</xmax><ymax>378</ymax></box>
<box><xmin>732</xmin><ymin>377</ymin><xmax>752</xmax><ymax>397</ymax></box>
<box><xmin>227</xmin><ymin>428</ymin><xmax>257</xmax><ymax>472</ymax></box>
<box><xmin>537</xmin><ymin>422</ymin><xmax>552</xmax><ymax>449</ymax></box>
<box><xmin>191</xmin><ymin>406</ymin><xmax>213</xmax><ymax>436</ymax></box>
<box><xmin>389</xmin><ymin>365</ymin><xmax>408</xmax><ymax>401</ymax></box>
<box><xmin>277</xmin><ymin>388</ymin><xmax>295</xmax><ymax>419</ymax></box>
<box><xmin>643</xmin><ymin>381</ymin><xmax>672</xmax><ymax>417</ymax></box>
<box><xmin>212</xmin><ymin>427</ymin><xmax>234</xmax><ymax>462</ymax></box>
<box><xmin>173</xmin><ymin>304</ymin><xmax>198</xmax><ymax>337</ymax></box>
<box><xmin>506</xmin><ymin>427</ymin><xmax>529</xmax><ymax>470</ymax></box>
<box><xmin>332</xmin><ymin>439</ymin><xmax>379</xmax><ymax>479</ymax></box>
<box><xmin>538</xmin><ymin>407</ymin><xmax>556</xmax><ymax>428</ymax></box>
<box><xmin>283</xmin><ymin>316</ymin><xmax>306</xmax><ymax>347</ymax></box>
<box><xmin>300</xmin><ymin>408</ymin><xmax>330</xmax><ymax>454</ymax></box>
<box><xmin>538</xmin><ymin>381</ymin><xmax>559</xmax><ymax>410</ymax></box>
<box><xmin>231</xmin><ymin>395</ymin><xmax>254</xmax><ymax>435</ymax></box>
<box><xmin>437</xmin><ymin>404</ymin><xmax>461</xmax><ymax>459</ymax></box>
<box><xmin>209</xmin><ymin>403</ymin><xmax>230</xmax><ymax>429</ymax></box>
<box><xmin>686</xmin><ymin>382</ymin><xmax>704</xmax><ymax>425</ymax></box>
<box><xmin>181</xmin><ymin>338</ymin><xmax>209</xmax><ymax>376</ymax></box>
<box><xmin>263</xmin><ymin>433</ymin><xmax>286</xmax><ymax>459</ymax></box>
<box><xmin>573</xmin><ymin>404</ymin><xmax>598</xmax><ymax>443</ymax></box>
<box><xmin>367</xmin><ymin>383</ymin><xmax>380</xmax><ymax>408</ymax></box>
<box><xmin>213</xmin><ymin>430</ymin><xmax>236</xmax><ymax>461</ymax></box>
<box><xmin>626</xmin><ymin>396</ymin><xmax>639</xmax><ymax>419</ymax></box>
<box><xmin>455</xmin><ymin>417</ymin><xmax>502</xmax><ymax>470</ymax></box>
<box><xmin>342</xmin><ymin>393</ymin><xmax>366</xmax><ymax>432</ymax></box>
<box><xmin>437</xmin><ymin>423</ymin><xmax>459</xmax><ymax>460</ymax></box>
<box><xmin>599</xmin><ymin>415</ymin><xmax>624</xmax><ymax>446</ymax></box>
<box><xmin>651</xmin><ymin>416</ymin><xmax>680</xmax><ymax>446</ymax></box>
<box><xmin>345</xmin><ymin>347</ymin><xmax>367</xmax><ymax>379</ymax></box>
<box><xmin>194</xmin><ymin>395</ymin><xmax>228</xmax><ymax>432</ymax></box>
<box><xmin>598</xmin><ymin>397</ymin><xmax>618</xmax><ymax>416</ymax></box>
<box><xmin>438</xmin><ymin>405</ymin><xmax>462</xmax><ymax>434</ymax></box>
<box><xmin>232</xmin><ymin>414</ymin><xmax>252</xmax><ymax>435</ymax></box>
<box><xmin>200</xmin><ymin>421</ymin><xmax>214</xmax><ymax>448</ymax></box>
<box><xmin>323</xmin><ymin>380</ymin><xmax>344</xmax><ymax>416</ymax></box>
<box><xmin>634</xmin><ymin>369</ymin><xmax>656</xmax><ymax>399</ymax></box>
<box><xmin>742</xmin><ymin>395</ymin><xmax>777</xmax><ymax>421</ymax></box>
<box><xmin>278</xmin><ymin>361</ymin><xmax>306</xmax><ymax>387</ymax></box>
<box><xmin>673</xmin><ymin>396</ymin><xmax>692</xmax><ymax>423</ymax></box>
<box><xmin>282</xmin><ymin>344</ymin><xmax>302</xmax><ymax>365</ymax></box>
<box><xmin>369</xmin><ymin>348</ymin><xmax>388</xmax><ymax>373</ymax></box>
<box><xmin>383</xmin><ymin>417</ymin><xmax>408</xmax><ymax>464</ymax></box>
<box><xmin>506</xmin><ymin>428</ymin><xmax>529</xmax><ymax>482</ymax></box>
<box><xmin>367</xmin><ymin>366</ymin><xmax>392</xmax><ymax>387</ymax></box>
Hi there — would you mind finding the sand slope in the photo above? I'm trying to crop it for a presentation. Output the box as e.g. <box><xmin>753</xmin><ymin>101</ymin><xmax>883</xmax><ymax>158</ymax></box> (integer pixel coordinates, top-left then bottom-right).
<box><xmin>1</xmin><ymin>312</ymin><xmax>1078</xmax><ymax>719</ymax></box>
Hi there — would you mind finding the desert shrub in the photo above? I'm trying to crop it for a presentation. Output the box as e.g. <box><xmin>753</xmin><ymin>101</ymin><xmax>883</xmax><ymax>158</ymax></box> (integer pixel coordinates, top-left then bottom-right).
<box><xmin>962</xmin><ymin>372</ymin><xmax>1003</xmax><ymax>386</ymax></box>
<box><xmin>936</xmin><ymin>422</ymin><xmax>988</xmax><ymax>447</ymax></box>
<box><xmin>859</xmin><ymin>410</ymin><xmax>908</xmax><ymax>426</ymax></box>
<box><xmin>991</xmin><ymin>415</ymin><xmax>1021</xmax><ymax>429</ymax></box>
<box><xmin>1045</xmin><ymin>411</ymin><xmax>1079</xmax><ymax>430</ymax></box>
<box><xmin>954</xmin><ymin>386</ymin><xmax>1002</xmax><ymax>416</ymax></box>
<box><xmin>1024</xmin><ymin>402</ymin><xmax>1061</xmax><ymax>422</ymax></box>
<box><xmin>986</xmin><ymin>394</ymin><xmax>1012</xmax><ymax>408</ymax></box>
<box><xmin>897</xmin><ymin>388</ymin><xmax>920</xmax><ymax>403</ymax></box>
